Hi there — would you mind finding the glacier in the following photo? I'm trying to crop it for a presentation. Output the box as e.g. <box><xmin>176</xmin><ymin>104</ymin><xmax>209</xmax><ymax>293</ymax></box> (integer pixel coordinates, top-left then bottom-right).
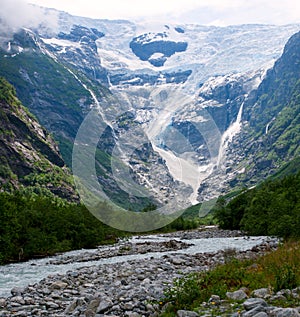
<box><xmin>15</xmin><ymin>10</ymin><xmax>300</xmax><ymax>205</ymax></box>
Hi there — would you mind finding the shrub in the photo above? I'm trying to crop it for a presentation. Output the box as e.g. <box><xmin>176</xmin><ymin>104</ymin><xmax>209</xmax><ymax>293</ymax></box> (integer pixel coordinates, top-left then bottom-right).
<box><xmin>160</xmin><ymin>241</ymin><xmax>300</xmax><ymax>315</ymax></box>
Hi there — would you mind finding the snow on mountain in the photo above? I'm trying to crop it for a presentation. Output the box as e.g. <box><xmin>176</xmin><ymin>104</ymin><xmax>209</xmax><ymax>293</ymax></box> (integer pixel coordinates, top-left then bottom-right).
<box><xmin>42</xmin><ymin>37</ymin><xmax>81</xmax><ymax>50</ymax></box>
<box><xmin>46</xmin><ymin>13</ymin><xmax>300</xmax><ymax>85</ymax></box>
<box><xmin>93</xmin><ymin>22</ymin><xmax>300</xmax><ymax>86</ymax></box>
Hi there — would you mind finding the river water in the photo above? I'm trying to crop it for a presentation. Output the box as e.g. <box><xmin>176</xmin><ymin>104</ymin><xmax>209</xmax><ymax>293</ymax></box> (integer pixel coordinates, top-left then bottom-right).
<box><xmin>0</xmin><ymin>234</ymin><xmax>269</xmax><ymax>298</ymax></box>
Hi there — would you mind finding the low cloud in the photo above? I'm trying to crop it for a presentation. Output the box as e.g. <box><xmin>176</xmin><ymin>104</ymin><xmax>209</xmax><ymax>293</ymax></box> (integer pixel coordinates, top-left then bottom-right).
<box><xmin>0</xmin><ymin>0</ymin><xmax>58</xmax><ymax>41</ymax></box>
<box><xmin>164</xmin><ymin>0</ymin><xmax>300</xmax><ymax>25</ymax></box>
<box><xmin>19</xmin><ymin>0</ymin><xmax>300</xmax><ymax>25</ymax></box>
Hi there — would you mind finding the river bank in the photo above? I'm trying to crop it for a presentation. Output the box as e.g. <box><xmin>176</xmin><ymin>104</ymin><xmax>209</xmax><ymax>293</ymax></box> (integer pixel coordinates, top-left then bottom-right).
<box><xmin>0</xmin><ymin>228</ymin><xmax>279</xmax><ymax>316</ymax></box>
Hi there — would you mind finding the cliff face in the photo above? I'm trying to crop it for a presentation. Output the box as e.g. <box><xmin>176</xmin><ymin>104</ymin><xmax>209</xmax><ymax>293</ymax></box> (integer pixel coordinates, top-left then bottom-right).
<box><xmin>0</xmin><ymin>77</ymin><xmax>78</xmax><ymax>200</ymax></box>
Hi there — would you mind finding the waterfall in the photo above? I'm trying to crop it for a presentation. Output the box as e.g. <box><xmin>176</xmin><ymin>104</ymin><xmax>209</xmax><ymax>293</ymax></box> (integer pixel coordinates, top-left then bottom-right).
<box><xmin>265</xmin><ymin>117</ymin><xmax>275</xmax><ymax>134</ymax></box>
<box><xmin>217</xmin><ymin>98</ymin><xmax>245</xmax><ymax>167</ymax></box>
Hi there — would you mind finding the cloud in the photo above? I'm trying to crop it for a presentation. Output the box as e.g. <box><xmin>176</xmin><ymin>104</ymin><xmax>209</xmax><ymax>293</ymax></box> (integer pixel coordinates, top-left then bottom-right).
<box><xmin>169</xmin><ymin>0</ymin><xmax>300</xmax><ymax>25</ymax></box>
<box><xmin>26</xmin><ymin>0</ymin><xmax>300</xmax><ymax>25</ymax></box>
<box><xmin>27</xmin><ymin>0</ymin><xmax>243</xmax><ymax>21</ymax></box>
<box><xmin>0</xmin><ymin>0</ymin><xmax>58</xmax><ymax>38</ymax></box>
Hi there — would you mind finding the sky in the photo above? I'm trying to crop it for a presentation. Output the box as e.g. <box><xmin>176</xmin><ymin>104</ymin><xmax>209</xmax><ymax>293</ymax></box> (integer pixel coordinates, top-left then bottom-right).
<box><xmin>24</xmin><ymin>0</ymin><xmax>300</xmax><ymax>26</ymax></box>
<box><xmin>0</xmin><ymin>0</ymin><xmax>300</xmax><ymax>36</ymax></box>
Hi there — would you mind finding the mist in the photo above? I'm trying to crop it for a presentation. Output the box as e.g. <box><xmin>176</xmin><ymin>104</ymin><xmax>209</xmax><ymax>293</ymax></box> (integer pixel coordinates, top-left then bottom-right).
<box><xmin>0</xmin><ymin>0</ymin><xmax>58</xmax><ymax>43</ymax></box>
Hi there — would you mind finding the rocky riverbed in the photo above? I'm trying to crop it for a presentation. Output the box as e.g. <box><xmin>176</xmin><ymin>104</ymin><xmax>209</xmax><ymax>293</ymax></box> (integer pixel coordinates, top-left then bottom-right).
<box><xmin>0</xmin><ymin>228</ymin><xmax>290</xmax><ymax>317</ymax></box>
<box><xmin>47</xmin><ymin>239</ymin><xmax>193</xmax><ymax>265</ymax></box>
<box><xmin>46</xmin><ymin>227</ymin><xmax>244</xmax><ymax>266</ymax></box>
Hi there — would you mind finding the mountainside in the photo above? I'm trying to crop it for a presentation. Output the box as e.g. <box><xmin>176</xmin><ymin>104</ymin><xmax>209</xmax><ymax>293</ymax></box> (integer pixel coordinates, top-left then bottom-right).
<box><xmin>0</xmin><ymin>9</ymin><xmax>299</xmax><ymax>210</ymax></box>
<box><xmin>227</xmin><ymin>30</ymin><xmax>300</xmax><ymax>187</ymax></box>
<box><xmin>0</xmin><ymin>27</ymin><xmax>163</xmax><ymax>210</ymax></box>
<box><xmin>197</xmin><ymin>30</ymin><xmax>300</xmax><ymax>198</ymax></box>
<box><xmin>0</xmin><ymin>77</ymin><xmax>77</xmax><ymax>200</ymax></box>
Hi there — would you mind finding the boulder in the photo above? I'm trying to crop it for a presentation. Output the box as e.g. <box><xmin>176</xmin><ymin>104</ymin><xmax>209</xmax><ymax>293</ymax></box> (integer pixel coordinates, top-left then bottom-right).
<box><xmin>226</xmin><ymin>289</ymin><xmax>248</xmax><ymax>301</ymax></box>
<box><xmin>243</xmin><ymin>298</ymin><xmax>268</xmax><ymax>311</ymax></box>
<box><xmin>270</xmin><ymin>308</ymin><xmax>300</xmax><ymax>317</ymax></box>
<box><xmin>177</xmin><ymin>310</ymin><xmax>199</xmax><ymax>317</ymax></box>
<box><xmin>252</xmin><ymin>288</ymin><xmax>270</xmax><ymax>298</ymax></box>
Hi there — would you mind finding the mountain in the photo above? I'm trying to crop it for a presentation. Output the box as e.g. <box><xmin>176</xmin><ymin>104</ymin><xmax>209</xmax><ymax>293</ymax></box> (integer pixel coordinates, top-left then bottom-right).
<box><xmin>0</xmin><ymin>9</ymin><xmax>299</xmax><ymax>211</ymax></box>
<box><xmin>0</xmin><ymin>26</ymin><xmax>160</xmax><ymax>211</ymax></box>
<box><xmin>0</xmin><ymin>77</ymin><xmax>78</xmax><ymax>200</ymax></box>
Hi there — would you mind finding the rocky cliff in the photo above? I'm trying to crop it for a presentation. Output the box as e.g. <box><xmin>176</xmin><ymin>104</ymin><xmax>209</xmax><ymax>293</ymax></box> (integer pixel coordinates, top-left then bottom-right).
<box><xmin>193</xmin><ymin>28</ymin><xmax>300</xmax><ymax>198</ymax></box>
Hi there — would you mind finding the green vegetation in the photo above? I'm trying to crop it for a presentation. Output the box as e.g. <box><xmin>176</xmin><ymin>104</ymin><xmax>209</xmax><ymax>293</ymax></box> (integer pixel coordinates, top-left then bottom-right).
<box><xmin>160</xmin><ymin>241</ymin><xmax>300</xmax><ymax>315</ymax></box>
<box><xmin>214</xmin><ymin>168</ymin><xmax>300</xmax><ymax>238</ymax></box>
<box><xmin>22</xmin><ymin>165</ymin><xmax>74</xmax><ymax>189</ymax></box>
<box><xmin>0</xmin><ymin>76</ymin><xmax>35</xmax><ymax>122</ymax></box>
<box><xmin>156</xmin><ymin>216</ymin><xmax>198</xmax><ymax>232</ymax></box>
<box><xmin>0</xmin><ymin>50</ymin><xmax>92</xmax><ymax>111</ymax></box>
<box><xmin>181</xmin><ymin>203</ymin><xmax>205</xmax><ymax>220</ymax></box>
<box><xmin>0</xmin><ymin>188</ymin><xmax>202</xmax><ymax>265</ymax></box>
<box><xmin>55</xmin><ymin>135</ymin><xmax>74</xmax><ymax>168</ymax></box>
<box><xmin>0</xmin><ymin>77</ymin><xmax>19</xmax><ymax>106</ymax></box>
<box><xmin>269</xmin><ymin>156</ymin><xmax>300</xmax><ymax>180</ymax></box>
<box><xmin>0</xmin><ymin>191</ymin><xmax>129</xmax><ymax>264</ymax></box>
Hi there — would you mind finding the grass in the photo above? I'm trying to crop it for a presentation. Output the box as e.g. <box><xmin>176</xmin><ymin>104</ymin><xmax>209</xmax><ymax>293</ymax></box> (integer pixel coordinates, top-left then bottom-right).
<box><xmin>160</xmin><ymin>241</ymin><xmax>300</xmax><ymax>316</ymax></box>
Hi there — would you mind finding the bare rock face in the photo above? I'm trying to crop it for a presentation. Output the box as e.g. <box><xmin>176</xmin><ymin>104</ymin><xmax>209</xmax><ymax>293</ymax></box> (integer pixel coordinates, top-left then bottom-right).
<box><xmin>130</xmin><ymin>31</ymin><xmax>188</xmax><ymax>67</ymax></box>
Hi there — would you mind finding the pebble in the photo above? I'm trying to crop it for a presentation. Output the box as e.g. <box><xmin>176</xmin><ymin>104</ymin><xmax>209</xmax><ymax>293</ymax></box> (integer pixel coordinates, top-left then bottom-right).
<box><xmin>0</xmin><ymin>298</ymin><xmax>6</xmax><ymax>307</ymax></box>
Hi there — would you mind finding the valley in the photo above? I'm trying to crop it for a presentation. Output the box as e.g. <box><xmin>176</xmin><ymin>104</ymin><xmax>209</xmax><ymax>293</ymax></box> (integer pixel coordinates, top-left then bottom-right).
<box><xmin>0</xmin><ymin>4</ymin><xmax>299</xmax><ymax>316</ymax></box>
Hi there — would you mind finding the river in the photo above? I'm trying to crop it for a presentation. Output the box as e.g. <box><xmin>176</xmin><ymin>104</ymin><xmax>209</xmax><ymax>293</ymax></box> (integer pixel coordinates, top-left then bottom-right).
<box><xmin>0</xmin><ymin>232</ymin><xmax>272</xmax><ymax>298</ymax></box>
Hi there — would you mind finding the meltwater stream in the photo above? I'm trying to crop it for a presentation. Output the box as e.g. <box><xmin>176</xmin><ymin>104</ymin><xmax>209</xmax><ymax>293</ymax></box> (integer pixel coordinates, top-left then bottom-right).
<box><xmin>0</xmin><ymin>235</ymin><xmax>269</xmax><ymax>298</ymax></box>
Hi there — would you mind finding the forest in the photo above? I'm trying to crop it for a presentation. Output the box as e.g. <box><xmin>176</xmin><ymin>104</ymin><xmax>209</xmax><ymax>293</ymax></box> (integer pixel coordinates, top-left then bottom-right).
<box><xmin>0</xmin><ymin>190</ymin><xmax>199</xmax><ymax>264</ymax></box>
<box><xmin>214</xmin><ymin>169</ymin><xmax>300</xmax><ymax>238</ymax></box>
